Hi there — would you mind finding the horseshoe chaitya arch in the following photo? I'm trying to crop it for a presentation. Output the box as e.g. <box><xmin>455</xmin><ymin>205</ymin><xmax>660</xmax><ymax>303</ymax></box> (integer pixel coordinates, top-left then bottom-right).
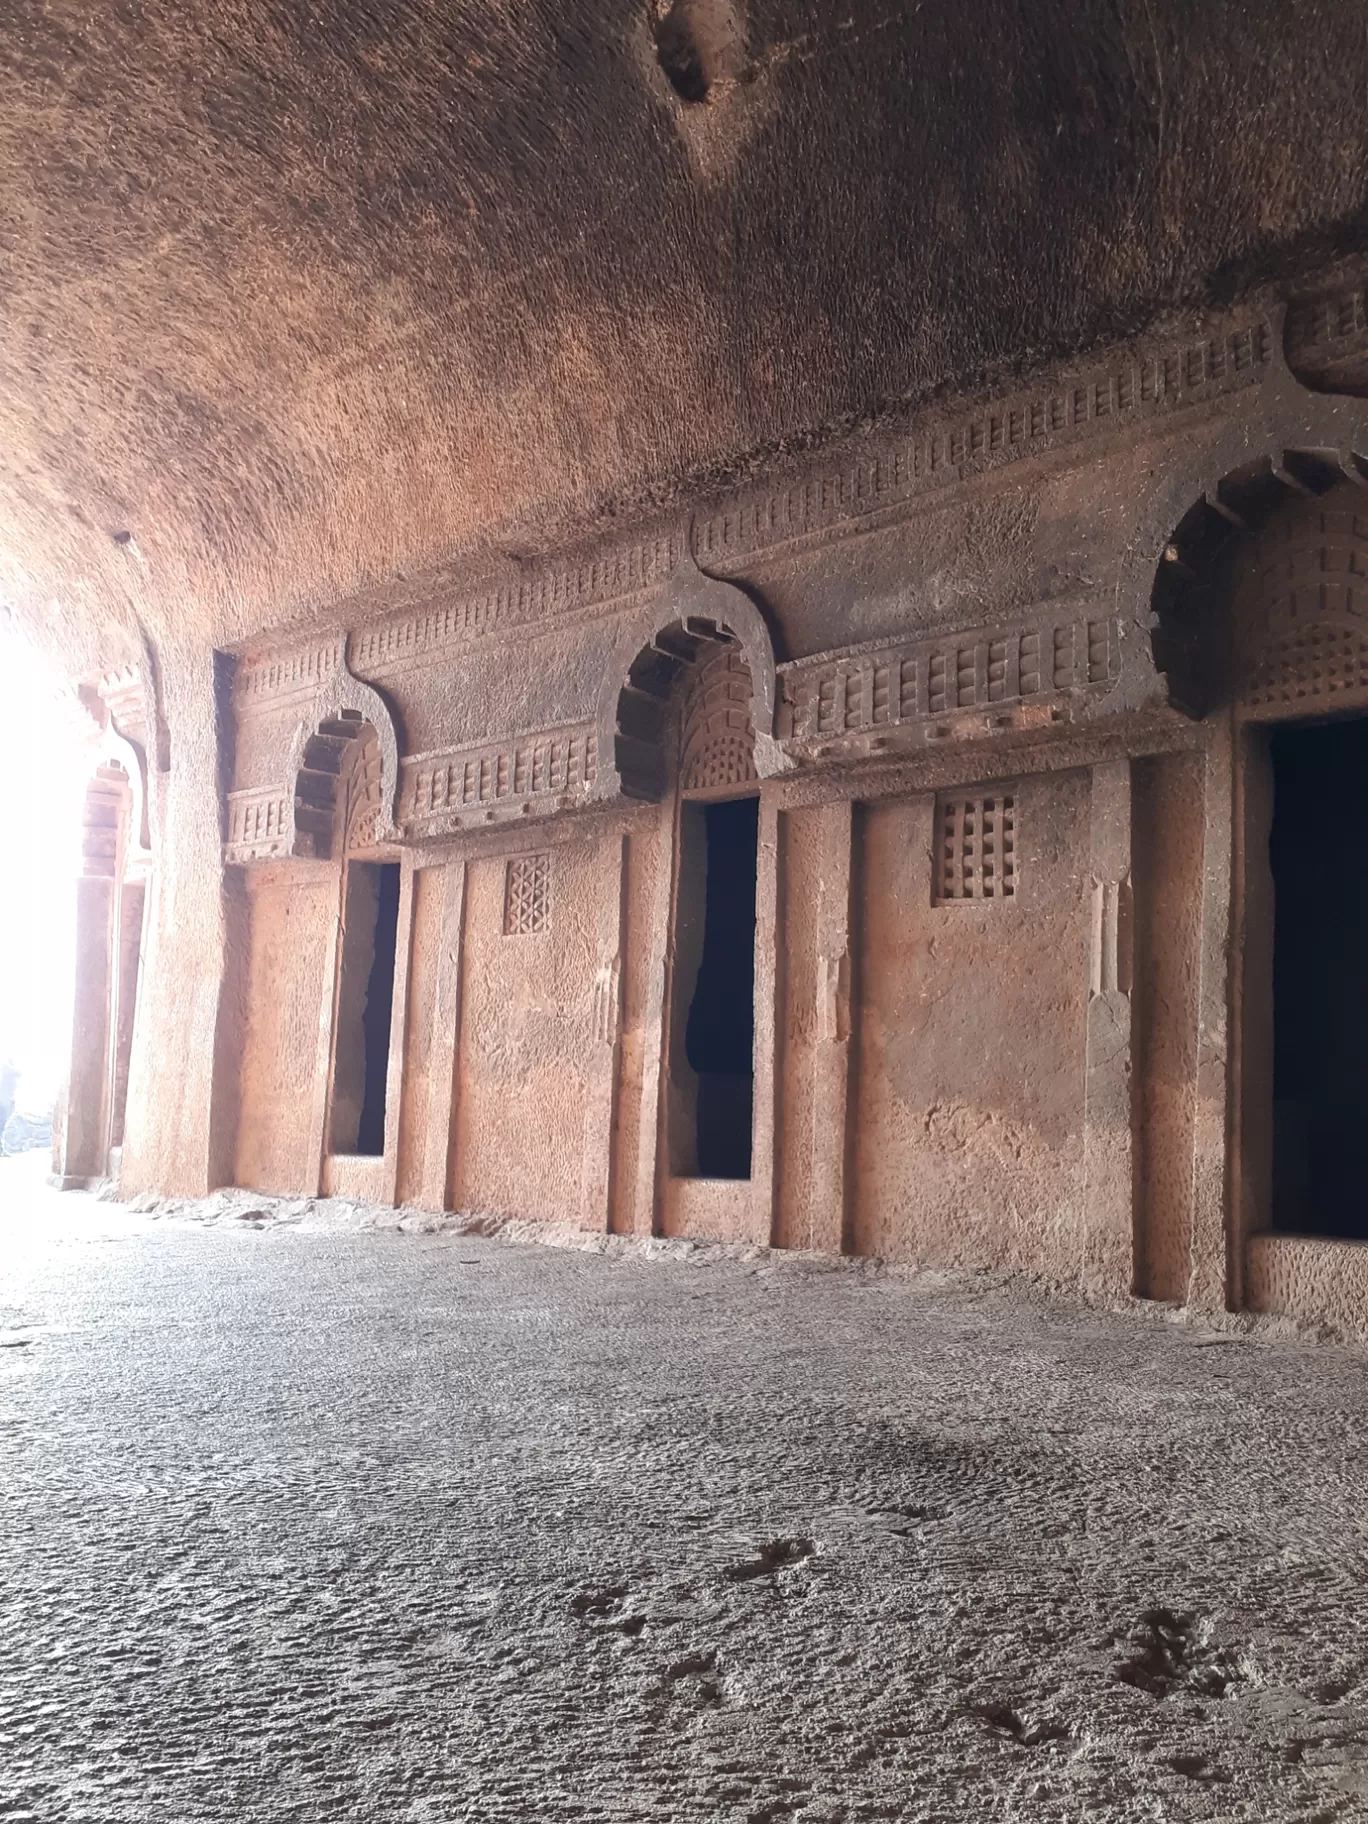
<box><xmin>1139</xmin><ymin>450</ymin><xmax>1368</xmax><ymax>718</ymax></box>
<box><xmin>1112</xmin><ymin>345</ymin><xmax>1368</xmax><ymax>718</ymax></box>
<box><xmin>594</xmin><ymin>555</ymin><xmax>782</xmax><ymax>802</ymax></box>
<box><xmin>283</xmin><ymin>666</ymin><xmax>401</xmax><ymax>860</ymax></box>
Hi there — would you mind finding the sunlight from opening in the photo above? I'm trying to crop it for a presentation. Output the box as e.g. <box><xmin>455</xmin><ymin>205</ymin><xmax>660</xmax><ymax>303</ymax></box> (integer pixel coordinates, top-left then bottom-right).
<box><xmin>0</xmin><ymin>619</ymin><xmax>90</xmax><ymax>1117</ymax></box>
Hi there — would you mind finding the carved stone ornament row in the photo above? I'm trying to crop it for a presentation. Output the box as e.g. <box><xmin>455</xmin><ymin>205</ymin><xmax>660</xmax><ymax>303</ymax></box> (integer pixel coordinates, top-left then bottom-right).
<box><xmin>222</xmin><ymin>608</ymin><xmax>1125</xmax><ymax>863</ymax></box>
<box><xmin>231</xmin><ymin>308</ymin><xmax>1279</xmax><ymax>711</ymax></box>
<box><xmin>220</xmin><ymin>272</ymin><xmax>1368</xmax><ymax>867</ymax></box>
<box><xmin>777</xmin><ymin>610</ymin><xmax>1121</xmax><ymax>756</ymax></box>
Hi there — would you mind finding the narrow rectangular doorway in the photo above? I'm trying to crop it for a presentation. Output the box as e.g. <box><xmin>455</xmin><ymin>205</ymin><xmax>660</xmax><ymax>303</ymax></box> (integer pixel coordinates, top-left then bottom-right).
<box><xmin>670</xmin><ymin>795</ymin><xmax>758</xmax><ymax>1179</ymax></box>
<box><xmin>329</xmin><ymin>860</ymin><xmax>402</xmax><ymax>1157</ymax></box>
<box><xmin>1268</xmin><ymin>716</ymin><xmax>1368</xmax><ymax>1238</ymax></box>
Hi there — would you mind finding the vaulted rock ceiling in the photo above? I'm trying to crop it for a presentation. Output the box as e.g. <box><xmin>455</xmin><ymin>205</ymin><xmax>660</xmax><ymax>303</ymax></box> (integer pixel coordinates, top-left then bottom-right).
<box><xmin>3</xmin><ymin>0</ymin><xmax>1368</xmax><ymax>673</ymax></box>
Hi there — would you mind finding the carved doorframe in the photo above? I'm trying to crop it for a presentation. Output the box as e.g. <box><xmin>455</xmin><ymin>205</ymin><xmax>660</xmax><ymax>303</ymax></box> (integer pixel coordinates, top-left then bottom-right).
<box><xmin>1226</xmin><ymin>492</ymin><xmax>1368</xmax><ymax>1310</ymax></box>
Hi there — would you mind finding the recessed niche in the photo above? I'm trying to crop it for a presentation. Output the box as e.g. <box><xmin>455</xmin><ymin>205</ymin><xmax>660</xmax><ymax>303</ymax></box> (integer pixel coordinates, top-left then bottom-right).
<box><xmin>653</xmin><ymin>0</ymin><xmax>747</xmax><ymax>105</ymax></box>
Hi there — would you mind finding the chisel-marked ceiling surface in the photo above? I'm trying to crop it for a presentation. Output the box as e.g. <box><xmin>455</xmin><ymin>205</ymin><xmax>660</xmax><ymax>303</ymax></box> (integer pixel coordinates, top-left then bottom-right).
<box><xmin>3</xmin><ymin>0</ymin><xmax>1368</xmax><ymax>665</ymax></box>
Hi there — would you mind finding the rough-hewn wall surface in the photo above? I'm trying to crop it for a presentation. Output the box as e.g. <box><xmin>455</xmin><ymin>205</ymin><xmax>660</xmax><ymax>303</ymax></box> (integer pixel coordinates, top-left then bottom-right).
<box><xmin>5</xmin><ymin>1</ymin><xmax>1368</xmax><ymax>670</ymax></box>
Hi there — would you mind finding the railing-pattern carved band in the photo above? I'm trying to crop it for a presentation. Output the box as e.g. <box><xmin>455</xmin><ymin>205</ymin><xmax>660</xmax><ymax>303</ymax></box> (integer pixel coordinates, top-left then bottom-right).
<box><xmin>695</xmin><ymin>322</ymin><xmax>1273</xmax><ymax>567</ymax></box>
<box><xmin>225</xmin><ymin>787</ymin><xmax>292</xmax><ymax>864</ymax></box>
<box><xmin>351</xmin><ymin>535</ymin><xmax>684</xmax><ymax>681</ymax></box>
<box><xmin>397</xmin><ymin>724</ymin><xmax>599</xmax><ymax>839</ymax></box>
<box><xmin>234</xmin><ymin>638</ymin><xmax>345</xmax><ymax>713</ymax></box>
<box><xmin>777</xmin><ymin>613</ymin><xmax>1122</xmax><ymax>754</ymax></box>
<box><xmin>230</xmin><ymin>312</ymin><xmax>1279</xmax><ymax>711</ymax></box>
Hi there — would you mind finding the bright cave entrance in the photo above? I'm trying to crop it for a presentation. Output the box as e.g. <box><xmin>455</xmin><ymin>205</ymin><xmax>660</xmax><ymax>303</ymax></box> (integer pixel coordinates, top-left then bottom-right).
<box><xmin>682</xmin><ymin>795</ymin><xmax>757</xmax><ymax>1179</ymax></box>
<box><xmin>330</xmin><ymin>861</ymin><xmax>401</xmax><ymax>1158</ymax></box>
<box><xmin>1269</xmin><ymin>716</ymin><xmax>1368</xmax><ymax>1239</ymax></box>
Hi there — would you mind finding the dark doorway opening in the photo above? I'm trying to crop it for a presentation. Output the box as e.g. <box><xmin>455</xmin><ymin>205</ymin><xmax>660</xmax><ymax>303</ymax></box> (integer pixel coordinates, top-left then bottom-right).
<box><xmin>330</xmin><ymin>861</ymin><xmax>400</xmax><ymax>1157</ymax></box>
<box><xmin>684</xmin><ymin>796</ymin><xmax>757</xmax><ymax>1178</ymax></box>
<box><xmin>1269</xmin><ymin>717</ymin><xmax>1368</xmax><ymax>1238</ymax></box>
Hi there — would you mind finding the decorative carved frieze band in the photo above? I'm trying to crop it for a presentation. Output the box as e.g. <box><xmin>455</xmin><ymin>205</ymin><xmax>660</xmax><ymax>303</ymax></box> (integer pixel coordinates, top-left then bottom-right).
<box><xmin>1285</xmin><ymin>281</ymin><xmax>1368</xmax><ymax>395</ymax></box>
<box><xmin>234</xmin><ymin>638</ymin><xmax>346</xmax><ymax>714</ymax></box>
<box><xmin>695</xmin><ymin>320</ymin><xmax>1274</xmax><ymax>567</ymax></box>
<box><xmin>396</xmin><ymin>723</ymin><xmax>599</xmax><ymax>839</ymax></box>
<box><xmin>350</xmin><ymin>534</ymin><xmax>685</xmax><ymax>682</ymax></box>
<box><xmin>230</xmin><ymin>309</ymin><xmax>1284</xmax><ymax>713</ymax></box>
<box><xmin>225</xmin><ymin>786</ymin><xmax>292</xmax><ymax>864</ymax></box>
<box><xmin>777</xmin><ymin>611</ymin><xmax>1122</xmax><ymax>755</ymax></box>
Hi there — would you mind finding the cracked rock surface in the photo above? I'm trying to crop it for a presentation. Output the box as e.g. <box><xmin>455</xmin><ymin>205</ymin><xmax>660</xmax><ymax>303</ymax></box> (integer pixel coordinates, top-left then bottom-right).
<box><xmin>2</xmin><ymin>1154</ymin><xmax>1367</xmax><ymax>1822</ymax></box>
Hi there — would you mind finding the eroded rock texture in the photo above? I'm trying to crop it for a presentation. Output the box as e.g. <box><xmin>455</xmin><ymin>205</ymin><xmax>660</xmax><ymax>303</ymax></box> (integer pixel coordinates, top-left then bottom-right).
<box><xmin>4</xmin><ymin>1</ymin><xmax>1368</xmax><ymax>666</ymax></box>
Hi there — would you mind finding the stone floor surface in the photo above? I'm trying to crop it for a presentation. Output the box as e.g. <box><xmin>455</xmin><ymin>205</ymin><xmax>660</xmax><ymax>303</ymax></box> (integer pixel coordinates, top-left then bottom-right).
<box><xmin>1</xmin><ymin>1150</ymin><xmax>1367</xmax><ymax>1823</ymax></box>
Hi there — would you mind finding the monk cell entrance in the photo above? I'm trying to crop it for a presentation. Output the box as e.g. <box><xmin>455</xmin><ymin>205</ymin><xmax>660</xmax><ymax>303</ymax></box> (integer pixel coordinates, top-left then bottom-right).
<box><xmin>672</xmin><ymin>795</ymin><xmax>758</xmax><ymax>1179</ymax></box>
<box><xmin>329</xmin><ymin>860</ymin><xmax>401</xmax><ymax>1158</ymax></box>
<box><xmin>1268</xmin><ymin>714</ymin><xmax>1368</xmax><ymax>1240</ymax></box>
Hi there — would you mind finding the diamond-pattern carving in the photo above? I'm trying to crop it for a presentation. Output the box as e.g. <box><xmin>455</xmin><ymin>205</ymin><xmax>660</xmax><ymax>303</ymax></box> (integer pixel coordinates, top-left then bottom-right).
<box><xmin>504</xmin><ymin>853</ymin><xmax>552</xmax><ymax>935</ymax></box>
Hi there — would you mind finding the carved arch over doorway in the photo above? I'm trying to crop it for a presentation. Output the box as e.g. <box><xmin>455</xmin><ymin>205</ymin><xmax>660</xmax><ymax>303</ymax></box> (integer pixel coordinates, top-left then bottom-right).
<box><xmin>283</xmin><ymin>666</ymin><xmax>401</xmax><ymax>860</ymax></box>
<box><xmin>1139</xmin><ymin>454</ymin><xmax>1368</xmax><ymax>718</ymax></box>
<box><xmin>54</xmin><ymin>721</ymin><xmax>156</xmax><ymax>1189</ymax></box>
<box><xmin>1113</xmin><ymin>349</ymin><xmax>1368</xmax><ymax>718</ymax></box>
<box><xmin>595</xmin><ymin>556</ymin><xmax>782</xmax><ymax>802</ymax></box>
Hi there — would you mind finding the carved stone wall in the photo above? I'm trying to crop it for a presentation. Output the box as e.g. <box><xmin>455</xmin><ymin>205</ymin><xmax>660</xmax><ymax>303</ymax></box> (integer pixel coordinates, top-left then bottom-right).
<box><xmin>190</xmin><ymin>268</ymin><xmax>1368</xmax><ymax>1342</ymax></box>
<box><xmin>217</xmin><ymin>274</ymin><xmax>1368</xmax><ymax>880</ymax></box>
<box><xmin>679</xmin><ymin>645</ymin><xmax>757</xmax><ymax>792</ymax></box>
<box><xmin>1233</xmin><ymin>494</ymin><xmax>1368</xmax><ymax>715</ymax></box>
<box><xmin>341</xmin><ymin>728</ymin><xmax>384</xmax><ymax>856</ymax></box>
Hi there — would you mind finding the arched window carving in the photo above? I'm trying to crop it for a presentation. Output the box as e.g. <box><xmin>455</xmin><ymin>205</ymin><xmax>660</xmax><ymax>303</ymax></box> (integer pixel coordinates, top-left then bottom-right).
<box><xmin>1146</xmin><ymin>453</ymin><xmax>1366</xmax><ymax>716</ymax></box>
<box><xmin>266</xmin><ymin>663</ymin><xmax>401</xmax><ymax>864</ymax></box>
<box><xmin>290</xmin><ymin>710</ymin><xmax>378</xmax><ymax>861</ymax></box>
<box><xmin>611</xmin><ymin>616</ymin><xmax>742</xmax><ymax>801</ymax></box>
<box><xmin>595</xmin><ymin>557</ymin><xmax>780</xmax><ymax>802</ymax></box>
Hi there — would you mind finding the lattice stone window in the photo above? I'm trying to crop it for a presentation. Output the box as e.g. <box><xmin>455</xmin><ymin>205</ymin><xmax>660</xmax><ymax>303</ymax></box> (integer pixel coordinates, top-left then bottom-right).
<box><xmin>504</xmin><ymin>852</ymin><xmax>552</xmax><ymax>935</ymax></box>
<box><xmin>935</xmin><ymin>792</ymin><xmax>1017</xmax><ymax>903</ymax></box>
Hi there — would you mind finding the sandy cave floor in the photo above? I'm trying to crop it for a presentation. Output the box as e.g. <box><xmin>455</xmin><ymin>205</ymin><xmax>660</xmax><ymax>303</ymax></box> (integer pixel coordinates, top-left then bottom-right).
<box><xmin>1</xmin><ymin>1154</ymin><xmax>1367</xmax><ymax>1823</ymax></box>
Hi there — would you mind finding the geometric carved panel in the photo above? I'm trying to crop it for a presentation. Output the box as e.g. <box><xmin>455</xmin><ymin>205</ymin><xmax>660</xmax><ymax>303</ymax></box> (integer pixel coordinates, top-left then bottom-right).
<box><xmin>342</xmin><ymin>728</ymin><xmax>384</xmax><ymax>855</ymax></box>
<box><xmin>778</xmin><ymin>613</ymin><xmax>1121</xmax><ymax>755</ymax></box>
<box><xmin>935</xmin><ymin>792</ymin><xmax>1017</xmax><ymax>903</ymax></box>
<box><xmin>503</xmin><ymin>852</ymin><xmax>552</xmax><ymax>936</ymax></box>
<box><xmin>1235</xmin><ymin>500</ymin><xmax>1368</xmax><ymax>716</ymax></box>
<box><xmin>679</xmin><ymin>644</ymin><xmax>757</xmax><ymax>792</ymax></box>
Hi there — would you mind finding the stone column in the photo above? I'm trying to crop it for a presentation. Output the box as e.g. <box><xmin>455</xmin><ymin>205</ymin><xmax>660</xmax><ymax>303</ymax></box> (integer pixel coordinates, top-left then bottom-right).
<box><xmin>1189</xmin><ymin>716</ymin><xmax>1236</xmax><ymax>1314</ymax></box>
<box><xmin>418</xmin><ymin>860</ymin><xmax>467</xmax><ymax>1213</ymax></box>
<box><xmin>774</xmin><ymin>799</ymin><xmax>854</xmax><ymax>1254</ymax></box>
<box><xmin>751</xmin><ymin>787</ymin><xmax>781</xmax><ymax>1245</ymax></box>
<box><xmin>54</xmin><ymin>875</ymin><xmax>115</xmax><ymax>1186</ymax></box>
<box><xmin>611</xmin><ymin>809</ymin><xmax>673</xmax><ymax>1237</ymax></box>
<box><xmin>305</xmin><ymin>871</ymin><xmax>343</xmax><ymax>1196</ymax></box>
<box><xmin>1082</xmin><ymin>759</ymin><xmax>1135</xmax><ymax>1300</ymax></box>
<box><xmin>379</xmin><ymin>859</ymin><xmax>416</xmax><ymax>1207</ymax></box>
<box><xmin>579</xmin><ymin>835</ymin><xmax>625</xmax><ymax>1233</ymax></box>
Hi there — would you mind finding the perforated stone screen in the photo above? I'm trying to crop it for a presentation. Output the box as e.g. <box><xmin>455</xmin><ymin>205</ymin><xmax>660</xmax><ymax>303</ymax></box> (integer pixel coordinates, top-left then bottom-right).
<box><xmin>935</xmin><ymin>793</ymin><xmax>1017</xmax><ymax>903</ymax></box>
